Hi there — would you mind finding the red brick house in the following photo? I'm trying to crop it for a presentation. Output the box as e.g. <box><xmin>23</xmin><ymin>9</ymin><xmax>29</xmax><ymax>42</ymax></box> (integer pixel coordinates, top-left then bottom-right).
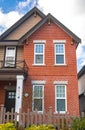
<box><xmin>0</xmin><ymin>7</ymin><xmax>81</xmax><ymax>115</ymax></box>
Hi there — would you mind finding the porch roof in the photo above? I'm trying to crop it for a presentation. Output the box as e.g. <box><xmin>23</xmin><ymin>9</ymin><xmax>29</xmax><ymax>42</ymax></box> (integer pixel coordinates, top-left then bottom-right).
<box><xmin>0</xmin><ymin>60</ymin><xmax>28</xmax><ymax>80</ymax></box>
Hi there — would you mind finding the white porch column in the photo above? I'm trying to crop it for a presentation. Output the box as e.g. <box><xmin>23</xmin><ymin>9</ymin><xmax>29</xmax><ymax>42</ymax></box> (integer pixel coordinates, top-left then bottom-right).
<box><xmin>15</xmin><ymin>75</ymin><xmax>24</xmax><ymax>113</ymax></box>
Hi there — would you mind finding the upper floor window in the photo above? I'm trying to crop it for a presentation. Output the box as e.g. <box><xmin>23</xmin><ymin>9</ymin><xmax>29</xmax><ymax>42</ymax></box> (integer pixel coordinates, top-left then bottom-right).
<box><xmin>33</xmin><ymin>85</ymin><xmax>44</xmax><ymax>112</ymax></box>
<box><xmin>55</xmin><ymin>43</ymin><xmax>65</xmax><ymax>65</ymax></box>
<box><xmin>55</xmin><ymin>85</ymin><xmax>66</xmax><ymax>113</ymax></box>
<box><xmin>5</xmin><ymin>46</ymin><xmax>16</xmax><ymax>67</ymax></box>
<box><xmin>34</xmin><ymin>44</ymin><xmax>44</xmax><ymax>65</ymax></box>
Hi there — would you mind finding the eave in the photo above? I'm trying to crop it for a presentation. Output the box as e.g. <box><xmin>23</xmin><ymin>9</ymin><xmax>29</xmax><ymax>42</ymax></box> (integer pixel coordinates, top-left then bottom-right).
<box><xmin>0</xmin><ymin>40</ymin><xmax>19</xmax><ymax>46</ymax></box>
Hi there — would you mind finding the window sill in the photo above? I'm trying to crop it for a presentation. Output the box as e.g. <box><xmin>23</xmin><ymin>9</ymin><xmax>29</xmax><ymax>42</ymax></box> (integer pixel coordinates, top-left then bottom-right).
<box><xmin>33</xmin><ymin>110</ymin><xmax>44</xmax><ymax>113</ymax></box>
<box><xmin>54</xmin><ymin>111</ymin><xmax>66</xmax><ymax>114</ymax></box>
<box><xmin>32</xmin><ymin>64</ymin><xmax>46</xmax><ymax>66</ymax></box>
<box><xmin>54</xmin><ymin>64</ymin><xmax>67</xmax><ymax>66</ymax></box>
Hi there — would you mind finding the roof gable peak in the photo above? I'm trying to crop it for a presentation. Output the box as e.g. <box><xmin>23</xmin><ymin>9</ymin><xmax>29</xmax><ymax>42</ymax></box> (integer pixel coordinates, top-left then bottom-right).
<box><xmin>19</xmin><ymin>13</ymin><xmax>81</xmax><ymax>45</ymax></box>
<box><xmin>0</xmin><ymin>7</ymin><xmax>45</xmax><ymax>40</ymax></box>
<box><xmin>0</xmin><ymin>7</ymin><xmax>81</xmax><ymax>47</ymax></box>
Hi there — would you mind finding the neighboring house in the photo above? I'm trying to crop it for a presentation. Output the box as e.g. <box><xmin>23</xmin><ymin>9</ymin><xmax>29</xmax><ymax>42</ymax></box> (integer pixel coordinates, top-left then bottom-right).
<box><xmin>0</xmin><ymin>7</ymin><xmax>81</xmax><ymax>115</ymax></box>
<box><xmin>78</xmin><ymin>66</ymin><xmax>85</xmax><ymax>114</ymax></box>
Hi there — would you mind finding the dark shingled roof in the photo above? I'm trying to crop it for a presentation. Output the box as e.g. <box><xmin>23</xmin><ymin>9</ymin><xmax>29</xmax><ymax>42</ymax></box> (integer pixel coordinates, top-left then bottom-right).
<box><xmin>19</xmin><ymin>13</ymin><xmax>81</xmax><ymax>45</ymax></box>
<box><xmin>0</xmin><ymin>7</ymin><xmax>81</xmax><ymax>47</ymax></box>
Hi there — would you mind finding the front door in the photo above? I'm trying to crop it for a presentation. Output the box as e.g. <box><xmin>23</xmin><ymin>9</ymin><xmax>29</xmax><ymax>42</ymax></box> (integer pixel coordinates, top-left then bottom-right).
<box><xmin>5</xmin><ymin>90</ymin><xmax>16</xmax><ymax>112</ymax></box>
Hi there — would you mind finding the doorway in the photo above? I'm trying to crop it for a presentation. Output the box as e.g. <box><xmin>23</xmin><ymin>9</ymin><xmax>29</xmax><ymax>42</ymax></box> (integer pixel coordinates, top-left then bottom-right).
<box><xmin>5</xmin><ymin>90</ymin><xmax>16</xmax><ymax>112</ymax></box>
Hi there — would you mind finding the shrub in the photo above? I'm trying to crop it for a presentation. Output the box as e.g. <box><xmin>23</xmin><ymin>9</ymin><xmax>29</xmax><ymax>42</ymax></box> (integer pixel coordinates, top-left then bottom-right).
<box><xmin>0</xmin><ymin>122</ymin><xmax>16</xmax><ymax>130</ymax></box>
<box><xmin>25</xmin><ymin>124</ymin><xmax>55</xmax><ymax>130</ymax></box>
<box><xmin>71</xmin><ymin>117</ymin><xmax>85</xmax><ymax>130</ymax></box>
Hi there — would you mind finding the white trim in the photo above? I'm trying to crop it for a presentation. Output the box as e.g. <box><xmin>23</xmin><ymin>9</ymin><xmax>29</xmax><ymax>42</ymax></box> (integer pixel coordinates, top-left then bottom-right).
<box><xmin>54</xmin><ymin>64</ymin><xmax>67</xmax><ymax>66</ymax></box>
<box><xmin>16</xmin><ymin>75</ymin><xmax>24</xmax><ymax>80</ymax></box>
<box><xmin>32</xmin><ymin>64</ymin><xmax>46</xmax><ymax>66</ymax></box>
<box><xmin>53</xmin><ymin>40</ymin><xmax>66</xmax><ymax>43</ymax></box>
<box><xmin>15</xmin><ymin>75</ymin><xmax>24</xmax><ymax>118</ymax></box>
<box><xmin>32</xmin><ymin>85</ymin><xmax>44</xmax><ymax>112</ymax></box>
<box><xmin>34</xmin><ymin>43</ymin><xmax>45</xmax><ymax>65</ymax></box>
<box><xmin>33</xmin><ymin>40</ymin><xmax>46</xmax><ymax>43</ymax></box>
<box><xmin>54</xmin><ymin>43</ymin><xmax>66</xmax><ymax>65</ymax></box>
<box><xmin>31</xmin><ymin>80</ymin><xmax>46</xmax><ymax>85</ymax></box>
<box><xmin>55</xmin><ymin>85</ymin><xmax>67</xmax><ymax>113</ymax></box>
<box><xmin>54</xmin><ymin>81</ymin><xmax>68</xmax><ymax>85</ymax></box>
<box><xmin>5</xmin><ymin>46</ymin><xmax>16</xmax><ymax>67</ymax></box>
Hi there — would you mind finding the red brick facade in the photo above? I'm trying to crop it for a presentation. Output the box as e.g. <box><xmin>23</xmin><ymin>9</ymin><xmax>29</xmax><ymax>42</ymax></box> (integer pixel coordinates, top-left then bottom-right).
<box><xmin>23</xmin><ymin>22</ymin><xmax>79</xmax><ymax>115</ymax></box>
<box><xmin>0</xmin><ymin>7</ymin><xmax>80</xmax><ymax>116</ymax></box>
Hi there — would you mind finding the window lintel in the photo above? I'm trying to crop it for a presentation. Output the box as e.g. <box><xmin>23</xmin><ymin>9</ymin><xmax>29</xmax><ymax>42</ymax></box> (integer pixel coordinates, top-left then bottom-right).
<box><xmin>33</xmin><ymin>40</ymin><xmax>46</xmax><ymax>44</ymax></box>
<box><xmin>53</xmin><ymin>40</ymin><xmax>66</xmax><ymax>43</ymax></box>
<box><xmin>54</xmin><ymin>81</ymin><xmax>68</xmax><ymax>85</ymax></box>
<box><xmin>32</xmin><ymin>80</ymin><xmax>46</xmax><ymax>85</ymax></box>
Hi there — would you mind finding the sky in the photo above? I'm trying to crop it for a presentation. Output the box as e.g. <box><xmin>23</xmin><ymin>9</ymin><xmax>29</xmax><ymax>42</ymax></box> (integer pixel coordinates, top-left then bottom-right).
<box><xmin>0</xmin><ymin>0</ymin><xmax>85</xmax><ymax>72</ymax></box>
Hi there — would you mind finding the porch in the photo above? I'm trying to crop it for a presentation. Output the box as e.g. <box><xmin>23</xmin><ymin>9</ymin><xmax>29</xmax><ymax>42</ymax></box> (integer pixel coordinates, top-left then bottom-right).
<box><xmin>0</xmin><ymin>60</ymin><xmax>28</xmax><ymax>113</ymax></box>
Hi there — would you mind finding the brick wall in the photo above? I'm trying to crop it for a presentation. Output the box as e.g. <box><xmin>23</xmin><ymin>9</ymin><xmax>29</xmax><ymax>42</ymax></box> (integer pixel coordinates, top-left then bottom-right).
<box><xmin>0</xmin><ymin>84</ymin><xmax>5</xmax><ymax>105</ymax></box>
<box><xmin>23</xmin><ymin>22</ymin><xmax>79</xmax><ymax>115</ymax></box>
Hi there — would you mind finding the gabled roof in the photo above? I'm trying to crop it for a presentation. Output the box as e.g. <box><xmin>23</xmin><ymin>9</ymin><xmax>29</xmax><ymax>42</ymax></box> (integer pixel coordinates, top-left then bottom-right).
<box><xmin>0</xmin><ymin>7</ymin><xmax>81</xmax><ymax>46</ymax></box>
<box><xmin>0</xmin><ymin>7</ymin><xmax>45</xmax><ymax>40</ymax></box>
<box><xmin>19</xmin><ymin>13</ymin><xmax>81</xmax><ymax>44</ymax></box>
<box><xmin>78</xmin><ymin>66</ymin><xmax>85</xmax><ymax>79</ymax></box>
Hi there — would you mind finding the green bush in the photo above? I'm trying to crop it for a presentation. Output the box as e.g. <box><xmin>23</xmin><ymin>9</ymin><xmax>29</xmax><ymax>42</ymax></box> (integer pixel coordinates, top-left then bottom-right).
<box><xmin>25</xmin><ymin>124</ymin><xmax>55</xmax><ymax>130</ymax></box>
<box><xmin>71</xmin><ymin>117</ymin><xmax>85</xmax><ymax>130</ymax></box>
<box><xmin>0</xmin><ymin>122</ymin><xmax>16</xmax><ymax>130</ymax></box>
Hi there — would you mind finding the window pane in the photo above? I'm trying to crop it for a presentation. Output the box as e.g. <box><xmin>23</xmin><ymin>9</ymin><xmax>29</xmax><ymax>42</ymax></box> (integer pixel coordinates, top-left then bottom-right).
<box><xmin>35</xmin><ymin>44</ymin><xmax>43</xmax><ymax>53</ymax></box>
<box><xmin>57</xmin><ymin>99</ymin><xmax>65</xmax><ymax>111</ymax></box>
<box><xmin>35</xmin><ymin>55</ymin><xmax>43</xmax><ymax>64</ymax></box>
<box><xmin>7</xmin><ymin>47</ymin><xmax>16</xmax><ymax>56</ymax></box>
<box><xmin>5</xmin><ymin>47</ymin><xmax>16</xmax><ymax>67</ymax></box>
<box><xmin>56</xmin><ymin>55</ymin><xmax>64</xmax><ymax>64</ymax></box>
<box><xmin>34</xmin><ymin>86</ymin><xmax>42</xmax><ymax>97</ymax></box>
<box><xmin>34</xmin><ymin>99</ymin><xmax>42</xmax><ymax>111</ymax></box>
<box><xmin>8</xmin><ymin>92</ymin><xmax>16</xmax><ymax>99</ymax></box>
<box><xmin>56</xmin><ymin>86</ymin><xmax>65</xmax><ymax>97</ymax></box>
<box><xmin>56</xmin><ymin>44</ymin><xmax>64</xmax><ymax>53</ymax></box>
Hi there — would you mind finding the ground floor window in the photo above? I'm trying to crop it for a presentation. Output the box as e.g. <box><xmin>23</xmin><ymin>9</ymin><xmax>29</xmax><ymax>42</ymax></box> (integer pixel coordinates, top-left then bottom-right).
<box><xmin>33</xmin><ymin>85</ymin><xmax>44</xmax><ymax>112</ymax></box>
<box><xmin>55</xmin><ymin>85</ymin><xmax>66</xmax><ymax>113</ymax></box>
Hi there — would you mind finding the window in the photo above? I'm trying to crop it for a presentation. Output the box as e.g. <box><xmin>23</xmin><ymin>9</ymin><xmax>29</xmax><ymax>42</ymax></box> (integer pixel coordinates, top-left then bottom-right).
<box><xmin>8</xmin><ymin>92</ymin><xmax>16</xmax><ymax>99</ymax></box>
<box><xmin>34</xmin><ymin>44</ymin><xmax>44</xmax><ymax>65</ymax></box>
<box><xmin>33</xmin><ymin>85</ymin><xmax>44</xmax><ymax>111</ymax></box>
<box><xmin>55</xmin><ymin>85</ymin><xmax>66</xmax><ymax>113</ymax></box>
<box><xmin>55</xmin><ymin>44</ymin><xmax>65</xmax><ymax>64</ymax></box>
<box><xmin>5</xmin><ymin>46</ymin><xmax>16</xmax><ymax>67</ymax></box>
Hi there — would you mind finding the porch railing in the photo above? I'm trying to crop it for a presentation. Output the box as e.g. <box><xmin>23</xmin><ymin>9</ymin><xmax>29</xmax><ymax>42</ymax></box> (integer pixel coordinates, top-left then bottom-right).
<box><xmin>0</xmin><ymin>60</ymin><xmax>28</xmax><ymax>73</ymax></box>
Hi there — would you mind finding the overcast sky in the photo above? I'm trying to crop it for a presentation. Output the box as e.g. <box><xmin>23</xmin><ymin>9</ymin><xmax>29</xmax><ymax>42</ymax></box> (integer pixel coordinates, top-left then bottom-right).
<box><xmin>0</xmin><ymin>0</ymin><xmax>85</xmax><ymax>72</ymax></box>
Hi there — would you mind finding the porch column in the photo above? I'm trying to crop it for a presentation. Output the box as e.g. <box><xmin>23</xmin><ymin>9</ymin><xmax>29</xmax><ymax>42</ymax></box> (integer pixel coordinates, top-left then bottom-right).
<box><xmin>15</xmin><ymin>75</ymin><xmax>24</xmax><ymax>113</ymax></box>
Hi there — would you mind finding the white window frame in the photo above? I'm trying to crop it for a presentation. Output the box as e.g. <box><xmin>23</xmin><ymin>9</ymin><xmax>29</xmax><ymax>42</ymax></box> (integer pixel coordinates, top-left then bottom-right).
<box><xmin>34</xmin><ymin>43</ymin><xmax>45</xmax><ymax>65</ymax></box>
<box><xmin>32</xmin><ymin>85</ymin><xmax>44</xmax><ymax>112</ymax></box>
<box><xmin>54</xmin><ymin>43</ymin><xmax>66</xmax><ymax>65</ymax></box>
<box><xmin>55</xmin><ymin>85</ymin><xmax>67</xmax><ymax>113</ymax></box>
<box><xmin>5</xmin><ymin>46</ymin><xmax>16</xmax><ymax>67</ymax></box>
